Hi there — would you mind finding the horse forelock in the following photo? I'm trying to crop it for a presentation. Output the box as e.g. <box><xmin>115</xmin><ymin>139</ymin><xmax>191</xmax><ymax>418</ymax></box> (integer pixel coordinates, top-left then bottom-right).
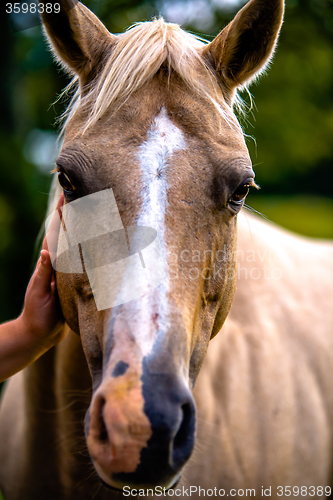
<box><xmin>59</xmin><ymin>18</ymin><xmax>242</xmax><ymax>136</ymax></box>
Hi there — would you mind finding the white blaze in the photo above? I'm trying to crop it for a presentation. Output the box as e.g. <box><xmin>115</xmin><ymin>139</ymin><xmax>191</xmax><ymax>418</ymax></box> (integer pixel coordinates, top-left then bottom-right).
<box><xmin>128</xmin><ymin>107</ymin><xmax>186</xmax><ymax>356</ymax></box>
<box><xmin>138</xmin><ymin>107</ymin><xmax>186</xmax><ymax>232</ymax></box>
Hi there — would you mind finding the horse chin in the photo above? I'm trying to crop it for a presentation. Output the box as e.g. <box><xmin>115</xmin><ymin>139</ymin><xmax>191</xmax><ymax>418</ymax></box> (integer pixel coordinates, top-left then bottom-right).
<box><xmin>94</xmin><ymin>460</ymin><xmax>182</xmax><ymax>492</ymax></box>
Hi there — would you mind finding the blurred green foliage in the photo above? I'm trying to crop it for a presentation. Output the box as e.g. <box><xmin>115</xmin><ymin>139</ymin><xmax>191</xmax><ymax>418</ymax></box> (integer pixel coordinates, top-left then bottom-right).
<box><xmin>245</xmin><ymin>195</ymin><xmax>333</xmax><ymax>238</ymax></box>
<box><xmin>0</xmin><ymin>0</ymin><xmax>332</xmax><ymax>324</ymax></box>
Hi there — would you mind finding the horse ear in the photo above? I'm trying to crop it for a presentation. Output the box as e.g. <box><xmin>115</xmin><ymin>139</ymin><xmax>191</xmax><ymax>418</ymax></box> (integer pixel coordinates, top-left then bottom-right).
<box><xmin>40</xmin><ymin>0</ymin><xmax>116</xmax><ymax>80</ymax></box>
<box><xmin>202</xmin><ymin>0</ymin><xmax>284</xmax><ymax>93</ymax></box>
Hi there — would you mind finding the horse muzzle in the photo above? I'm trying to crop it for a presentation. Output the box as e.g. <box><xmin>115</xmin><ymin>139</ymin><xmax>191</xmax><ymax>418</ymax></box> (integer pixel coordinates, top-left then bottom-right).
<box><xmin>86</xmin><ymin>369</ymin><xmax>196</xmax><ymax>490</ymax></box>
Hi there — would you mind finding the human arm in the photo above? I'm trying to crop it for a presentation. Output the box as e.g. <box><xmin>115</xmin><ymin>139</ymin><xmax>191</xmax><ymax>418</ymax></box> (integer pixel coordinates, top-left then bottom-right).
<box><xmin>0</xmin><ymin>194</ymin><xmax>65</xmax><ymax>382</ymax></box>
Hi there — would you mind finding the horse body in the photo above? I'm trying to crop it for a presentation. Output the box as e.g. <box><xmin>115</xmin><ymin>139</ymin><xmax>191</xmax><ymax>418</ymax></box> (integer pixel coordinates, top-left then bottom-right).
<box><xmin>1</xmin><ymin>215</ymin><xmax>333</xmax><ymax>498</ymax></box>
<box><xmin>191</xmin><ymin>214</ymin><xmax>333</xmax><ymax>492</ymax></box>
<box><xmin>1</xmin><ymin>0</ymin><xmax>333</xmax><ymax>497</ymax></box>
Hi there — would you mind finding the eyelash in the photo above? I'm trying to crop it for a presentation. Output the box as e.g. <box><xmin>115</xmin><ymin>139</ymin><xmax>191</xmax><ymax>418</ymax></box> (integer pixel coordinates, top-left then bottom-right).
<box><xmin>228</xmin><ymin>179</ymin><xmax>258</xmax><ymax>211</ymax></box>
<box><xmin>57</xmin><ymin>171</ymin><xmax>76</xmax><ymax>194</ymax></box>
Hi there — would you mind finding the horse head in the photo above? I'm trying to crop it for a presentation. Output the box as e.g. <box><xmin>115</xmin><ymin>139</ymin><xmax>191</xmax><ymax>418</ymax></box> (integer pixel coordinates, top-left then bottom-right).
<box><xmin>41</xmin><ymin>0</ymin><xmax>283</xmax><ymax>490</ymax></box>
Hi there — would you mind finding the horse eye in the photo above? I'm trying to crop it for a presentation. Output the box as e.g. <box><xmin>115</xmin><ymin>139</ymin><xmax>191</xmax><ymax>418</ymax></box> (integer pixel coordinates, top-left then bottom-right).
<box><xmin>230</xmin><ymin>183</ymin><xmax>251</xmax><ymax>204</ymax></box>
<box><xmin>232</xmin><ymin>183</ymin><xmax>250</xmax><ymax>202</ymax></box>
<box><xmin>58</xmin><ymin>172</ymin><xmax>76</xmax><ymax>193</ymax></box>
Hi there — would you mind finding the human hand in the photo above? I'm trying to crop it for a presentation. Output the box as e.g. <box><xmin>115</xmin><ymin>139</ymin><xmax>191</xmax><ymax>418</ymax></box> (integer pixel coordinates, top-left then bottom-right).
<box><xmin>19</xmin><ymin>193</ymin><xmax>66</xmax><ymax>350</ymax></box>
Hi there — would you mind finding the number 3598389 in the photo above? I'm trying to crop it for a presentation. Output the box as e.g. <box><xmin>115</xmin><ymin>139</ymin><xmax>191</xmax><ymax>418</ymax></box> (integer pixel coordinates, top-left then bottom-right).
<box><xmin>277</xmin><ymin>486</ymin><xmax>331</xmax><ymax>497</ymax></box>
<box><xmin>6</xmin><ymin>3</ymin><xmax>61</xmax><ymax>14</ymax></box>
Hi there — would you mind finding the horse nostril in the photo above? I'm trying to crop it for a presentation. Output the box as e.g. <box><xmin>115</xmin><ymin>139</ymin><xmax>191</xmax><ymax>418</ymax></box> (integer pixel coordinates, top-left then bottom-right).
<box><xmin>172</xmin><ymin>402</ymin><xmax>195</xmax><ymax>467</ymax></box>
<box><xmin>97</xmin><ymin>396</ymin><xmax>108</xmax><ymax>443</ymax></box>
<box><xmin>174</xmin><ymin>404</ymin><xmax>190</xmax><ymax>450</ymax></box>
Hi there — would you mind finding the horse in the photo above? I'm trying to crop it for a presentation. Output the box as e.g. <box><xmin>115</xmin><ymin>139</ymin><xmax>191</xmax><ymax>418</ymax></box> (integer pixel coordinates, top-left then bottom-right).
<box><xmin>1</xmin><ymin>0</ymin><xmax>333</xmax><ymax>498</ymax></box>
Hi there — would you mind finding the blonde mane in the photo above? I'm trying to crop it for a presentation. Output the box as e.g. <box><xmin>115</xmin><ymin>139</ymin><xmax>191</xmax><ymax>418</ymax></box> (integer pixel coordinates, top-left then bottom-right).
<box><xmin>60</xmin><ymin>18</ymin><xmax>240</xmax><ymax>134</ymax></box>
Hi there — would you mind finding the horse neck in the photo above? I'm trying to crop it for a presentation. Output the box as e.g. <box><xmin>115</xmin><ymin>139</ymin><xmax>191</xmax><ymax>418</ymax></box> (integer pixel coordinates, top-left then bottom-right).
<box><xmin>19</xmin><ymin>345</ymin><xmax>64</xmax><ymax>498</ymax></box>
<box><xmin>23</xmin><ymin>328</ymin><xmax>111</xmax><ymax>499</ymax></box>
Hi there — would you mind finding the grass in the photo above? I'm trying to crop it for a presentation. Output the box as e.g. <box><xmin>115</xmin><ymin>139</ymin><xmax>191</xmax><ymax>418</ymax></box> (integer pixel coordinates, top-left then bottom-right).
<box><xmin>245</xmin><ymin>194</ymin><xmax>333</xmax><ymax>239</ymax></box>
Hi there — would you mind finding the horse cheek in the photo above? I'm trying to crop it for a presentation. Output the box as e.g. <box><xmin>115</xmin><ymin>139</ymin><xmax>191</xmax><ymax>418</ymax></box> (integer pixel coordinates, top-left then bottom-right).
<box><xmin>56</xmin><ymin>271</ymin><xmax>80</xmax><ymax>334</ymax></box>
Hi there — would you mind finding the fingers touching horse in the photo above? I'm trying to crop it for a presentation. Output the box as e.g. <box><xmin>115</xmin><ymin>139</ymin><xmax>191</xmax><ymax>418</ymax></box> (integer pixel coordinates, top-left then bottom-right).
<box><xmin>4</xmin><ymin>0</ymin><xmax>332</xmax><ymax>498</ymax></box>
